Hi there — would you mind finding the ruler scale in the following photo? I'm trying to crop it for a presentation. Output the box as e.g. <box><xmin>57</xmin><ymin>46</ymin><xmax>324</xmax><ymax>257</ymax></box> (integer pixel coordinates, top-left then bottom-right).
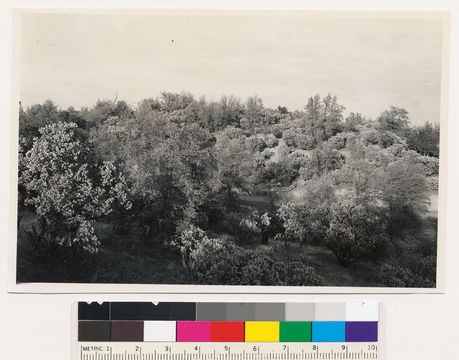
<box><xmin>75</xmin><ymin>302</ymin><xmax>381</xmax><ymax>360</ymax></box>
<box><xmin>79</xmin><ymin>343</ymin><xmax>378</xmax><ymax>360</ymax></box>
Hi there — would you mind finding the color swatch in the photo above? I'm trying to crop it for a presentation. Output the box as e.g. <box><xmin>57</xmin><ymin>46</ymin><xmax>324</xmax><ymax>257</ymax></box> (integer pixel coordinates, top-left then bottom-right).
<box><xmin>311</xmin><ymin>322</ymin><xmax>346</xmax><ymax>342</ymax></box>
<box><xmin>144</xmin><ymin>321</ymin><xmax>176</xmax><ymax>342</ymax></box>
<box><xmin>279</xmin><ymin>321</ymin><xmax>311</xmax><ymax>342</ymax></box>
<box><xmin>176</xmin><ymin>321</ymin><xmax>210</xmax><ymax>342</ymax></box>
<box><xmin>210</xmin><ymin>322</ymin><xmax>245</xmax><ymax>342</ymax></box>
<box><xmin>111</xmin><ymin>321</ymin><xmax>144</xmax><ymax>341</ymax></box>
<box><xmin>285</xmin><ymin>303</ymin><xmax>315</xmax><ymax>321</ymax></box>
<box><xmin>245</xmin><ymin>322</ymin><xmax>280</xmax><ymax>342</ymax></box>
<box><xmin>78</xmin><ymin>302</ymin><xmax>379</xmax><ymax>343</ymax></box>
<box><xmin>345</xmin><ymin>322</ymin><xmax>378</xmax><ymax>342</ymax></box>
<box><xmin>78</xmin><ymin>320</ymin><xmax>110</xmax><ymax>341</ymax></box>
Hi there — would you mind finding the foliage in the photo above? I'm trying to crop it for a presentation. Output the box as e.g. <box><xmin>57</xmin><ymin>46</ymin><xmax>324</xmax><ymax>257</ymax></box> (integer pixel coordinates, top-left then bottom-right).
<box><xmin>418</xmin><ymin>155</ymin><xmax>439</xmax><ymax>177</ymax></box>
<box><xmin>379</xmin><ymin>258</ymin><xmax>436</xmax><ymax>288</ymax></box>
<box><xmin>272</xmin><ymin>124</ymin><xmax>283</xmax><ymax>139</ymax></box>
<box><xmin>325</xmin><ymin>193</ymin><xmax>388</xmax><ymax>266</ymax></box>
<box><xmin>349</xmin><ymin>124</ymin><xmax>406</xmax><ymax>150</ymax></box>
<box><xmin>299</xmin><ymin>146</ymin><xmax>345</xmax><ymax>181</ymax></box>
<box><xmin>19</xmin><ymin>100</ymin><xmax>60</xmax><ymax>147</ymax></box>
<box><xmin>407</xmin><ymin>122</ymin><xmax>440</xmax><ymax>157</ymax></box>
<box><xmin>215</xmin><ymin>126</ymin><xmax>255</xmax><ymax>192</ymax></box>
<box><xmin>16</xmin><ymin>93</ymin><xmax>439</xmax><ymax>287</ymax></box>
<box><xmin>20</xmin><ymin>122</ymin><xmax>131</xmax><ymax>253</ymax></box>
<box><xmin>171</xmin><ymin>225</ymin><xmax>208</xmax><ymax>274</ymax></box>
<box><xmin>283</xmin><ymin>127</ymin><xmax>316</xmax><ymax>150</ymax></box>
<box><xmin>247</xmin><ymin>136</ymin><xmax>267</xmax><ymax>152</ymax></box>
<box><xmin>172</xmin><ymin>225</ymin><xmax>323</xmax><ymax>286</ymax></box>
<box><xmin>125</xmin><ymin>122</ymin><xmax>222</xmax><ymax>236</ymax></box>
<box><xmin>259</xmin><ymin>161</ymin><xmax>300</xmax><ymax>186</ymax></box>
<box><xmin>277</xmin><ymin>202</ymin><xmax>308</xmax><ymax>243</ymax></box>
<box><xmin>377</xmin><ymin>106</ymin><xmax>410</xmax><ymax>137</ymax></box>
<box><xmin>304</xmin><ymin>94</ymin><xmax>344</xmax><ymax>143</ymax></box>
<box><xmin>278</xmin><ymin>176</ymin><xmax>336</xmax><ymax>245</ymax></box>
<box><xmin>375</xmin><ymin>152</ymin><xmax>430</xmax><ymax>239</ymax></box>
<box><xmin>327</xmin><ymin>132</ymin><xmax>348</xmax><ymax>150</ymax></box>
<box><xmin>343</xmin><ymin>112</ymin><xmax>365</xmax><ymax>132</ymax></box>
<box><xmin>287</xmin><ymin>261</ymin><xmax>324</xmax><ymax>286</ymax></box>
<box><xmin>264</xmin><ymin>134</ymin><xmax>279</xmax><ymax>148</ymax></box>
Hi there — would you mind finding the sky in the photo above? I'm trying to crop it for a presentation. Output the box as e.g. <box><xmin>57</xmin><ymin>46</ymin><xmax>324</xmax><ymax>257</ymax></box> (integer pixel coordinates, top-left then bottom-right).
<box><xmin>18</xmin><ymin>10</ymin><xmax>445</xmax><ymax>125</ymax></box>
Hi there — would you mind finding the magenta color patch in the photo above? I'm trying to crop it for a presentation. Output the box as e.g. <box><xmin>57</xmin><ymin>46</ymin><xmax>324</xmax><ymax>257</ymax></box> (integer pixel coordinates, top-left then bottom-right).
<box><xmin>176</xmin><ymin>321</ymin><xmax>211</xmax><ymax>342</ymax></box>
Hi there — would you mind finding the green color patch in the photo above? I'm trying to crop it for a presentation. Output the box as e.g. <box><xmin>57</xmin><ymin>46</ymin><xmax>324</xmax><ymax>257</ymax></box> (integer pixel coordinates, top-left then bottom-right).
<box><xmin>279</xmin><ymin>321</ymin><xmax>311</xmax><ymax>342</ymax></box>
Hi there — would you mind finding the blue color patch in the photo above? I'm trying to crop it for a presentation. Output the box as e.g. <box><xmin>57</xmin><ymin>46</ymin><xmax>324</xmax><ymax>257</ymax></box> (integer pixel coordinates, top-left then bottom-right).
<box><xmin>311</xmin><ymin>322</ymin><xmax>345</xmax><ymax>342</ymax></box>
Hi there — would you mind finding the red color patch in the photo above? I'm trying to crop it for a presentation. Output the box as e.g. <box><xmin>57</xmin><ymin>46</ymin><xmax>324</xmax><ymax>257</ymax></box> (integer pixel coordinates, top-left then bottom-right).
<box><xmin>210</xmin><ymin>321</ymin><xmax>245</xmax><ymax>342</ymax></box>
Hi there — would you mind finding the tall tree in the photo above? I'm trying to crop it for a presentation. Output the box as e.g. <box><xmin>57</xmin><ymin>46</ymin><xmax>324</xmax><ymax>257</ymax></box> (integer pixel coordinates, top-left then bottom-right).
<box><xmin>304</xmin><ymin>94</ymin><xmax>344</xmax><ymax>143</ymax></box>
<box><xmin>377</xmin><ymin>106</ymin><xmax>410</xmax><ymax>138</ymax></box>
<box><xmin>322</xmin><ymin>94</ymin><xmax>345</xmax><ymax>138</ymax></box>
<box><xmin>304</xmin><ymin>94</ymin><xmax>323</xmax><ymax>143</ymax></box>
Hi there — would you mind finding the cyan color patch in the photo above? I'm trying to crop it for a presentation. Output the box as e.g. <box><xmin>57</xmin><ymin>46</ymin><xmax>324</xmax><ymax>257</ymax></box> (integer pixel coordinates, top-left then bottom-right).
<box><xmin>311</xmin><ymin>322</ymin><xmax>345</xmax><ymax>342</ymax></box>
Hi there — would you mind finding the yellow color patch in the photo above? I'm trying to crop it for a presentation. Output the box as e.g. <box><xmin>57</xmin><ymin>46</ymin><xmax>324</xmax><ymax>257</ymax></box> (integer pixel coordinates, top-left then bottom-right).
<box><xmin>245</xmin><ymin>322</ymin><xmax>280</xmax><ymax>342</ymax></box>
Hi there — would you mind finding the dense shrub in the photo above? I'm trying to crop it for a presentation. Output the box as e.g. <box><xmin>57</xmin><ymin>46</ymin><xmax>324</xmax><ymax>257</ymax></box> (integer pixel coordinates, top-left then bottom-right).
<box><xmin>418</xmin><ymin>155</ymin><xmax>439</xmax><ymax>176</ymax></box>
<box><xmin>173</xmin><ymin>225</ymin><xmax>323</xmax><ymax>285</ymax></box>
<box><xmin>379</xmin><ymin>238</ymin><xmax>436</xmax><ymax>287</ymax></box>
<box><xmin>20</xmin><ymin>122</ymin><xmax>131</xmax><ymax>254</ymax></box>
<box><xmin>379</xmin><ymin>260</ymin><xmax>436</xmax><ymax>288</ymax></box>
<box><xmin>279</xmin><ymin>184</ymin><xmax>388</xmax><ymax>266</ymax></box>
<box><xmin>277</xmin><ymin>202</ymin><xmax>308</xmax><ymax>243</ymax></box>
<box><xmin>324</xmin><ymin>194</ymin><xmax>388</xmax><ymax>266</ymax></box>
<box><xmin>171</xmin><ymin>225</ymin><xmax>208</xmax><ymax>274</ymax></box>
<box><xmin>261</xmin><ymin>149</ymin><xmax>275</xmax><ymax>160</ymax></box>
<box><xmin>272</xmin><ymin>125</ymin><xmax>283</xmax><ymax>139</ymax></box>
<box><xmin>257</xmin><ymin>149</ymin><xmax>310</xmax><ymax>186</ymax></box>
<box><xmin>213</xmin><ymin>208</ymin><xmax>274</xmax><ymax>245</ymax></box>
<box><xmin>264</xmin><ymin>134</ymin><xmax>279</xmax><ymax>148</ymax></box>
<box><xmin>278</xmin><ymin>177</ymin><xmax>336</xmax><ymax>245</ymax></box>
<box><xmin>353</xmin><ymin>126</ymin><xmax>405</xmax><ymax>149</ymax></box>
<box><xmin>283</xmin><ymin>128</ymin><xmax>315</xmax><ymax>150</ymax></box>
<box><xmin>247</xmin><ymin>136</ymin><xmax>267</xmax><ymax>152</ymax></box>
<box><xmin>259</xmin><ymin>162</ymin><xmax>299</xmax><ymax>186</ymax></box>
<box><xmin>294</xmin><ymin>133</ymin><xmax>316</xmax><ymax>150</ymax></box>
<box><xmin>229</xmin><ymin>210</ymin><xmax>263</xmax><ymax>244</ymax></box>
<box><xmin>239</xmin><ymin>250</ymin><xmax>288</xmax><ymax>285</ymax></box>
<box><xmin>298</xmin><ymin>147</ymin><xmax>345</xmax><ymax>181</ymax></box>
<box><xmin>287</xmin><ymin>261</ymin><xmax>324</xmax><ymax>286</ymax></box>
<box><xmin>283</xmin><ymin>128</ymin><xmax>299</xmax><ymax>147</ymax></box>
<box><xmin>327</xmin><ymin>132</ymin><xmax>348</xmax><ymax>150</ymax></box>
<box><xmin>425</xmin><ymin>177</ymin><xmax>438</xmax><ymax>191</ymax></box>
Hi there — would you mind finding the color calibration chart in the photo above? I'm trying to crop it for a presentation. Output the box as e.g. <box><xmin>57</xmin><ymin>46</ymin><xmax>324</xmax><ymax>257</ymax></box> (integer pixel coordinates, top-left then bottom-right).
<box><xmin>76</xmin><ymin>302</ymin><xmax>381</xmax><ymax>360</ymax></box>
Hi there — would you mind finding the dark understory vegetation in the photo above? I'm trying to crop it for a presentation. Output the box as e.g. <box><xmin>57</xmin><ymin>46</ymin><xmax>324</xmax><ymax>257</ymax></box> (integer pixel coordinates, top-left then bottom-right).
<box><xmin>16</xmin><ymin>92</ymin><xmax>439</xmax><ymax>287</ymax></box>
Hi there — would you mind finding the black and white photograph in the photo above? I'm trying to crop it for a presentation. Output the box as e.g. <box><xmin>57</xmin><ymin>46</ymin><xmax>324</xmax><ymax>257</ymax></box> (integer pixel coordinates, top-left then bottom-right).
<box><xmin>10</xmin><ymin>9</ymin><xmax>448</xmax><ymax>291</ymax></box>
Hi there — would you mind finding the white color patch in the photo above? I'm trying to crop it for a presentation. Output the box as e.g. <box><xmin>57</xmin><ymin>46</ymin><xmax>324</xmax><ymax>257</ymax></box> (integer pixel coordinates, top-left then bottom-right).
<box><xmin>345</xmin><ymin>302</ymin><xmax>379</xmax><ymax>321</ymax></box>
<box><xmin>144</xmin><ymin>321</ymin><xmax>176</xmax><ymax>342</ymax></box>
